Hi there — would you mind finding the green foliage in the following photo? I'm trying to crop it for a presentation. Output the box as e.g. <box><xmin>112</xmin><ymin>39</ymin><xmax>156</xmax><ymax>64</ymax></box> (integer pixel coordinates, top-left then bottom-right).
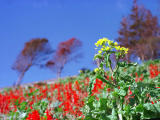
<box><xmin>83</xmin><ymin>38</ymin><xmax>160</xmax><ymax>120</ymax></box>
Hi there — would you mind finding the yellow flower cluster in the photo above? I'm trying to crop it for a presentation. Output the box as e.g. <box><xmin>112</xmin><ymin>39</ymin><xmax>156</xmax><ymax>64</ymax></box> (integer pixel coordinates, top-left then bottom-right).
<box><xmin>95</xmin><ymin>38</ymin><xmax>109</xmax><ymax>47</ymax></box>
<box><xmin>120</xmin><ymin>47</ymin><xmax>129</xmax><ymax>54</ymax></box>
<box><xmin>115</xmin><ymin>46</ymin><xmax>128</xmax><ymax>54</ymax></box>
<box><xmin>95</xmin><ymin>37</ymin><xmax>129</xmax><ymax>54</ymax></box>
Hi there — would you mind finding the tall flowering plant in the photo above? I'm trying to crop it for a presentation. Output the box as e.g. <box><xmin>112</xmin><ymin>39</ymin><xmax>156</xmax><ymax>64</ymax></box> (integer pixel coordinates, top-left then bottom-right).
<box><xmin>83</xmin><ymin>38</ymin><xmax>160</xmax><ymax>120</ymax></box>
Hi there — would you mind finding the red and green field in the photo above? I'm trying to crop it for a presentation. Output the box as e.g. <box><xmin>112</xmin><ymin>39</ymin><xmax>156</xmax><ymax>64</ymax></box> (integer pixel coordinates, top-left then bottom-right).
<box><xmin>0</xmin><ymin>60</ymin><xmax>160</xmax><ymax>120</ymax></box>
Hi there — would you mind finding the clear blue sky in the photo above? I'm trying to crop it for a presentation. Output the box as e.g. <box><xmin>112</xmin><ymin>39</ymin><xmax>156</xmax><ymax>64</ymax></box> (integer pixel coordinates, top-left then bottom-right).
<box><xmin>0</xmin><ymin>0</ymin><xmax>159</xmax><ymax>88</ymax></box>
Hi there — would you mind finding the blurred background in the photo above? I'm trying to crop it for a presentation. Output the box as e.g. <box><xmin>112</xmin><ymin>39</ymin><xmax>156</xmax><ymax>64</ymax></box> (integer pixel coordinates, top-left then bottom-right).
<box><xmin>0</xmin><ymin>0</ymin><xmax>160</xmax><ymax>88</ymax></box>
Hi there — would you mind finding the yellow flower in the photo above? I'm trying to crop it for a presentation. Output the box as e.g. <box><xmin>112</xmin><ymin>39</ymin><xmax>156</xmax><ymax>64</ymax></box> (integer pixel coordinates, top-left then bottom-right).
<box><xmin>115</xmin><ymin>46</ymin><xmax>120</xmax><ymax>50</ymax></box>
<box><xmin>120</xmin><ymin>47</ymin><xmax>124</xmax><ymax>51</ymax></box>
<box><xmin>95</xmin><ymin>39</ymin><xmax>101</xmax><ymax>47</ymax></box>
<box><xmin>119</xmin><ymin>47</ymin><xmax>129</xmax><ymax>54</ymax></box>
<box><xmin>98</xmin><ymin>50</ymin><xmax>102</xmax><ymax>54</ymax></box>
<box><xmin>124</xmin><ymin>48</ymin><xmax>129</xmax><ymax>54</ymax></box>
<box><xmin>95</xmin><ymin>38</ymin><xmax>106</xmax><ymax>47</ymax></box>
<box><xmin>105</xmin><ymin>46</ymin><xmax>111</xmax><ymax>51</ymax></box>
<box><xmin>95</xmin><ymin>37</ymin><xmax>129</xmax><ymax>57</ymax></box>
<box><xmin>114</xmin><ymin>42</ymin><xmax>118</xmax><ymax>46</ymax></box>
<box><xmin>94</xmin><ymin>68</ymin><xmax>99</xmax><ymax>72</ymax></box>
<box><xmin>95</xmin><ymin>41</ymin><xmax>100</xmax><ymax>47</ymax></box>
<box><xmin>102</xmin><ymin>38</ymin><xmax>109</xmax><ymax>42</ymax></box>
<box><xmin>101</xmin><ymin>47</ymin><xmax>104</xmax><ymax>51</ymax></box>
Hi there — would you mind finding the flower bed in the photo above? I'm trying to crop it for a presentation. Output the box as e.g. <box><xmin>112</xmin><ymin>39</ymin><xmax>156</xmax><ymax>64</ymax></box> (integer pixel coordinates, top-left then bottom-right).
<box><xmin>0</xmin><ymin>38</ymin><xmax>160</xmax><ymax>120</ymax></box>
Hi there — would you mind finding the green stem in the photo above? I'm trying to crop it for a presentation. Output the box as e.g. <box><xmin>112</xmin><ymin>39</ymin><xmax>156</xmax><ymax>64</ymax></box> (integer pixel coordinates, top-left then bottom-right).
<box><xmin>108</xmin><ymin>60</ymin><xmax>113</xmax><ymax>74</ymax></box>
<box><xmin>114</xmin><ymin>55</ymin><xmax>120</xmax><ymax>74</ymax></box>
<box><xmin>117</xmin><ymin>98</ymin><xmax>123</xmax><ymax>120</ymax></box>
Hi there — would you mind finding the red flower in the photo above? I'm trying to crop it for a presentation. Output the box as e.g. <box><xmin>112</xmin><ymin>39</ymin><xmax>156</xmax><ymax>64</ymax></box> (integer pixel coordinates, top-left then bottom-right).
<box><xmin>151</xmin><ymin>101</ymin><xmax>154</xmax><ymax>104</ymax></box>
<box><xmin>0</xmin><ymin>93</ymin><xmax>11</xmax><ymax>114</ymax></box>
<box><xmin>128</xmin><ymin>86</ymin><xmax>132</xmax><ymax>95</ymax></box>
<box><xmin>149</xmin><ymin>64</ymin><xmax>160</xmax><ymax>79</ymax></box>
<box><xmin>135</xmin><ymin>73</ymin><xmax>144</xmax><ymax>82</ymax></box>
<box><xmin>74</xmin><ymin>80</ymin><xmax>80</xmax><ymax>91</ymax></box>
<box><xmin>45</xmin><ymin>109</ymin><xmax>53</xmax><ymax>120</ymax></box>
<box><xmin>124</xmin><ymin>86</ymin><xmax>134</xmax><ymax>104</ymax></box>
<box><xmin>91</xmin><ymin>79</ymin><xmax>104</xmax><ymax>95</ymax></box>
<box><xmin>26</xmin><ymin>110</ymin><xmax>40</xmax><ymax>120</ymax></box>
<box><xmin>107</xmin><ymin>88</ymin><xmax>111</xmax><ymax>92</ymax></box>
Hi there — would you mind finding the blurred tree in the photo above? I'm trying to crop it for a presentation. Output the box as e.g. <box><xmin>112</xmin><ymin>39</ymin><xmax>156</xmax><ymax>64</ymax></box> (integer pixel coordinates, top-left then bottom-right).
<box><xmin>117</xmin><ymin>0</ymin><xmax>160</xmax><ymax>62</ymax></box>
<box><xmin>12</xmin><ymin>38</ymin><xmax>53</xmax><ymax>86</ymax></box>
<box><xmin>46</xmin><ymin>38</ymin><xmax>82</xmax><ymax>79</ymax></box>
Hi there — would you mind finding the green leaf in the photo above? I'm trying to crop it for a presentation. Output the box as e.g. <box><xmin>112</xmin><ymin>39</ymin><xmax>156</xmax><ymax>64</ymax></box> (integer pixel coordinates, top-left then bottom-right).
<box><xmin>144</xmin><ymin>103</ymin><xmax>160</xmax><ymax>113</ymax></box>
<box><xmin>88</xmin><ymin>76</ymin><xmax>96</xmax><ymax>95</ymax></box>
<box><xmin>87</xmin><ymin>96</ymin><xmax>96</xmax><ymax>110</ymax></box>
<box><xmin>94</xmin><ymin>54</ymin><xmax>102</xmax><ymax>60</ymax></box>
<box><xmin>111</xmin><ymin>108</ymin><xmax>118</xmax><ymax>120</ymax></box>
<box><xmin>119</xmin><ymin>89</ymin><xmax>126</xmax><ymax>96</ymax></box>
<box><xmin>127</xmin><ymin>63</ymin><xmax>137</xmax><ymax>67</ymax></box>
<box><xmin>142</xmin><ymin>102</ymin><xmax>160</xmax><ymax>119</ymax></box>
<box><xmin>124</xmin><ymin>104</ymin><xmax>131</xmax><ymax>114</ymax></box>
<box><xmin>136</xmin><ymin>104</ymin><xmax>144</xmax><ymax>113</ymax></box>
<box><xmin>117</xmin><ymin>62</ymin><xmax>126</xmax><ymax>67</ymax></box>
<box><xmin>99</xmin><ymin>98</ymin><xmax>107</xmax><ymax>110</ymax></box>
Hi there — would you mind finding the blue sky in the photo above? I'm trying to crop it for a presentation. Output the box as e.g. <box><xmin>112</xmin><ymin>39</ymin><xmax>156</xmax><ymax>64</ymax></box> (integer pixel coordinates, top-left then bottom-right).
<box><xmin>0</xmin><ymin>0</ymin><xmax>159</xmax><ymax>88</ymax></box>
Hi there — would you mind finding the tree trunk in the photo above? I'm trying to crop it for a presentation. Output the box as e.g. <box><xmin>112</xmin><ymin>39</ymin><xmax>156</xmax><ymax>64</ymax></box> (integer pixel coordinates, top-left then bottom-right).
<box><xmin>56</xmin><ymin>58</ymin><xmax>67</xmax><ymax>80</ymax></box>
<box><xmin>57</xmin><ymin>69</ymin><xmax>61</xmax><ymax>80</ymax></box>
<box><xmin>14</xmin><ymin>64</ymin><xmax>31</xmax><ymax>87</ymax></box>
<box><xmin>141</xmin><ymin>54</ymin><xmax>144</xmax><ymax>62</ymax></box>
<box><xmin>15</xmin><ymin>71</ymin><xmax>25</xmax><ymax>87</ymax></box>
